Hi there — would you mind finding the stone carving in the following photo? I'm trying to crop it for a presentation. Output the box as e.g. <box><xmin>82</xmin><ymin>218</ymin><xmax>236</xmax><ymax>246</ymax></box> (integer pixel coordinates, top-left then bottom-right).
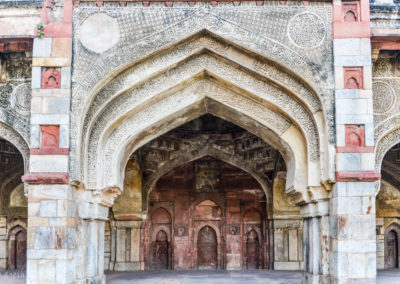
<box><xmin>0</xmin><ymin>81</ymin><xmax>31</xmax><ymax>143</ymax></box>
<box><xmin>373</xmin><ymin>81</ymin><xmax>396</xmax><ymax>115</ymax></box>
<box><xmin>78</xmin><ymin>13</ymin><xmax>120</xmax><ymax>54</ymax></box>
<box><xmin>287</xmin><ymin>12</ymin><xmax>326</xmax><ymax>49</ymax></box>
<box><xmin>100</xmin><ymin>186</ymin><xmax>122</xmax><ymax>207</ymax></box>
<box><xmin>375</xmin><ymin>128</ymin><xmax>400</xmax><ymax>172</ymax></box>
<box><xmin>10</xmin><ymin>83</ymin><xmax>31</xmax><ymax>116</ymax></box>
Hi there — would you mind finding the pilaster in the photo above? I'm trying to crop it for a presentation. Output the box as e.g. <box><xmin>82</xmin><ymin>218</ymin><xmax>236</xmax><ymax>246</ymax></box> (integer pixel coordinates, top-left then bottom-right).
<box><xmin>301</xmin><ymin>200</ymin><xmax>330</xmax><ymax>284</ymax></box>
<box><xmin>22</xmin><ymin>1</ymin><xmax>74</xmax><ymax>283</ymax></box>
<box><xmin>332</xmin><ymin>0</ymin><xmax>379</xmax><ymax>283</ymax></box>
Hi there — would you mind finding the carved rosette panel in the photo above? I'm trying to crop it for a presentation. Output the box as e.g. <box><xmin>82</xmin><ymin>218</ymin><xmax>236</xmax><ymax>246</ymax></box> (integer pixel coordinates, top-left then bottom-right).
<box><xmin>373</xmin><ymin>81</ymin><xmax>396</xmax><ymax>115</ymax></box>
<box><xmin>287</xmin><ymin>12</ymin><xmax>326</xmax><ymax>49</ymax></box>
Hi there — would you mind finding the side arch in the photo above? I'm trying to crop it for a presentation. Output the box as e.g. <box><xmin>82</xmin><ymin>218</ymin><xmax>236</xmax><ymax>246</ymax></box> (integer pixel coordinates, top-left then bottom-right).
<box><xmin>0</xmin><ymin>122</ymin><xmax>29</xmax><ymax>172</ymax></box>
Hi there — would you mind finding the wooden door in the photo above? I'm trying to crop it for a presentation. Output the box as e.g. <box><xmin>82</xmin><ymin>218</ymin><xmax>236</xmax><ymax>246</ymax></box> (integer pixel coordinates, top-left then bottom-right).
<box><xmin>246</xmin><ymin>230</ymin><xmax>259</xmax><ymax>269</ymax></box>
<box><xmin>387</xmin><ymin>230</ymin><xmax>398</xmax><ymax>269</ymax></box>
<box><xmin>197</xmin><ymin>226</ymin><xmax>217</xmax><ymax>269</ymax></box>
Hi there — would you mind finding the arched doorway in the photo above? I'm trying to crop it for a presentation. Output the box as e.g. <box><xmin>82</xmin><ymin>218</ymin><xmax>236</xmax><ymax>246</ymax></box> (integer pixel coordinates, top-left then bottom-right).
<box><xmin>242</xmin><ymin>208</ymin><xmax>263</xmax><ymax>269</ymax></box>
<box><xmin>375</xmin><ymin>141</ymin><xmax>400</xmax><ymax>269</ymax></box>
<box><xmin>246</xmin><ymin>230</ymin><xmax>260</xmax><ymax>269</ymax></box>
<box><xmin>108</xmin><ymin>115</ymin><xmax>305</xmax><ymax>272</ymax></box>
<box><xmin>0</xmin><ymin>137</ymin><xmax>28</xmax><ymax>270</ymax></box>
<box><xmin>150</xmin><ymin>207</ymin><xmax>172</xmax><ymax>270</ymax></box>
<box><xmin>8</xmin><ymin>226</ymin><xmax>27</xmax><ymax>270</ymax></box>
<box><xmin>155</xmin><ymin>230</ymin><xmax>169</xmax><ymax>269</ymax></box>
<box><xmin>197</xmin><ymin>226</ymin><xmax>218</xmax><ymax>270</ymax></box>
<box><xmin>386</xmin><ymin>230</ymin><xmax>399</xmax><ymax>268</ymax></box>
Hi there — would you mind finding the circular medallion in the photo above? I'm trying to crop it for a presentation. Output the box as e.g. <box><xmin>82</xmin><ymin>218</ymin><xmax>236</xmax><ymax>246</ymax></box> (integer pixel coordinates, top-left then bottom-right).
<box><xmin>287</xmin><ymin>12</ymin><xmax>326</xmax><ymax>49</ymax></box>
<box><xmin>78</xmin><ymin>13</ymin><xmax>120</xmax><ymax>54</ymax></box>
<box><xmin>10</xmin><ymin>83</ymin><xmax>31</xmax><ymax>116</ymax></box>
<box><xmin>373</xmin><ymin>81</ymin><xmax>396</xmax><ymax>115</ymax></box>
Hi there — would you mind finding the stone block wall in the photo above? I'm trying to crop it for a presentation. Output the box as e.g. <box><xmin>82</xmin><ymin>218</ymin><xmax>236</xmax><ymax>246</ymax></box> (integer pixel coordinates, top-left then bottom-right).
<box><xmin>273</xmin><ymin>219</ymin><xmax>303</xmax><ymax>270</ymax></box>
<box><xmin>107</xmin><ymin>221</ymin><xmax>142</xmax><ymax>272</ymax></box>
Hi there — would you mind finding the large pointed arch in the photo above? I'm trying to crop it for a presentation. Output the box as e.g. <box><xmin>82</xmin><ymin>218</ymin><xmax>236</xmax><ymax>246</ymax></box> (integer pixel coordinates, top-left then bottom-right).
<box><xmin>71</xmin><ymin>28</ymin><xmax>333</xmax><ymax>205</ymax></box>
<box><xmin>70</xmin><ymin>31</ymin><xmax>332</xmax><ymax>177</ymax></box>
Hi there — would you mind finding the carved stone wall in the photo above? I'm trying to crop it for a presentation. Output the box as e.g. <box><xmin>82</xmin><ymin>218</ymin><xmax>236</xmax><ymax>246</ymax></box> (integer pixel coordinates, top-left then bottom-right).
<box><xmin>0</xmin><ymin>52</ymin><xmax>31</xmax><ymax>144</ymax></box>
<box><xmin>373</xmin><ymin>52</ymin><xmax>400</xmax><ymax>170</ymax></box>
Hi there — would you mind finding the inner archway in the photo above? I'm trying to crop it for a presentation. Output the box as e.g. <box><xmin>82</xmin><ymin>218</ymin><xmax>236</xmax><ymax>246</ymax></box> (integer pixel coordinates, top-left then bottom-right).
<box><xmin>107</xmin><ymin>115</ymin><xmax>303</xmax><ymax>272</ymax></box>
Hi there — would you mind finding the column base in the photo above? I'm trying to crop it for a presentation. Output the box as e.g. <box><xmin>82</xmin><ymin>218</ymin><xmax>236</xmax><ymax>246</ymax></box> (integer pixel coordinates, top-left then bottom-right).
<box><xmin>302</xmin><ymin>272</ymin><xmax>329</xmax><ymax>284</ymax></box>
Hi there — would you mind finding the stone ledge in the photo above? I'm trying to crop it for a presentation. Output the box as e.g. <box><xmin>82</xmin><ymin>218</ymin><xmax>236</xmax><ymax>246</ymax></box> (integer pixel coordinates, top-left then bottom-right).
<box><xmin>336</xmin><ymin>146</ymin><xmax>374</xmax><ymax>153</ymax></box>
<box><xmin>22</xmin><ymin>173</ymin><xmax>69</xmax><ymax>184</ymax></box>
<box><xmin>30</xmin><ymin>148</ymin><xmax>69</xmax><ymax>155</ymax></box>
<box><xmin>336</xmin><ymin>171</ymin><xmax>381</xmax><ymax>182</ymax></box>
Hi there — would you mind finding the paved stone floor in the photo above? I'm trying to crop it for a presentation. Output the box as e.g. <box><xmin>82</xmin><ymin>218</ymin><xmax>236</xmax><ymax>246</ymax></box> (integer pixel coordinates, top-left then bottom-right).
<box><xmin>0</xmin><ymin>269</ymin><xmax>399</xmax><ymax>283</ymax></box>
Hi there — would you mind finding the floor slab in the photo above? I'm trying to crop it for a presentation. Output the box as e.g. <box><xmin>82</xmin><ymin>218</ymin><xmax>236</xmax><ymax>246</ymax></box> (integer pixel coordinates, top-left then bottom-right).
<box><xmin>0</xmin><ymin>269</ymin><xmax>399</xmax><ymax>283</ymax></box>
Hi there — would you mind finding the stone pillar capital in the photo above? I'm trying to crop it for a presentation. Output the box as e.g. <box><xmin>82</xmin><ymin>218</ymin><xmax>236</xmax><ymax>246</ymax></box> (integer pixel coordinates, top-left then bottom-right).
<box><xmin>96</xmin><ymin>186</ymin><xmax>122</xmax><ymax>207</ymax></box>
<box><xmin>300</xmin><ymin>199</ymin><xmax>330</xmax><ymax>218</ymax></box>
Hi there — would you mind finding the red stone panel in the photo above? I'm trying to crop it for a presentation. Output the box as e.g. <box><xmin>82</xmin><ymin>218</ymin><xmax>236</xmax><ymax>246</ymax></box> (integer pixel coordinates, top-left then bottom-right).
<box><xmin>345</xmin><ymin>125</ymin><xmax>365</xmax><ymax>148</ymax></box>
<box><xmin>41</xmin><ymin>125</ymin><xmax>60</xmax><ymax>149</ymax></box>
<box><xmin>343</xmin><ymin>2</ymin><xmax>359</xmax><ymax>22</ymax></box>
<box><xmin>344</xmin><ymin>67</ymin><xmax>363</xmax><ymax>89</ymax></box>
<box><xmin>41</xmin><ymin>68</ymin><xmax>61</xmax><ymax>89</ymax></box>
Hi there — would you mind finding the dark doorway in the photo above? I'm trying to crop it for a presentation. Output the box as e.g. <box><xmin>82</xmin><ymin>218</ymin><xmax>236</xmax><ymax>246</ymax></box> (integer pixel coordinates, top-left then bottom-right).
<box><xmin>155</xmin><ymin>230</ymin><xmax>169</xmax><ymax>269</ymax></box>
<box><xmin>387</xmin><ymin>230</ymin><xmax>399</xmax><ymax>269</ymax></box>
<box><xmin>197</xmin><ymin>226</ymin><xmax>217</xmax><ymax>269</ymax></box>
<box><xmin>246</xmin><ymin>230</ymin><xmax>259</xmax><ymax>269</ymax></box>
<box><xmin>8</xmin><ymin>226</ymin><xmax>27</xmax><ymax>270</ymax></box>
